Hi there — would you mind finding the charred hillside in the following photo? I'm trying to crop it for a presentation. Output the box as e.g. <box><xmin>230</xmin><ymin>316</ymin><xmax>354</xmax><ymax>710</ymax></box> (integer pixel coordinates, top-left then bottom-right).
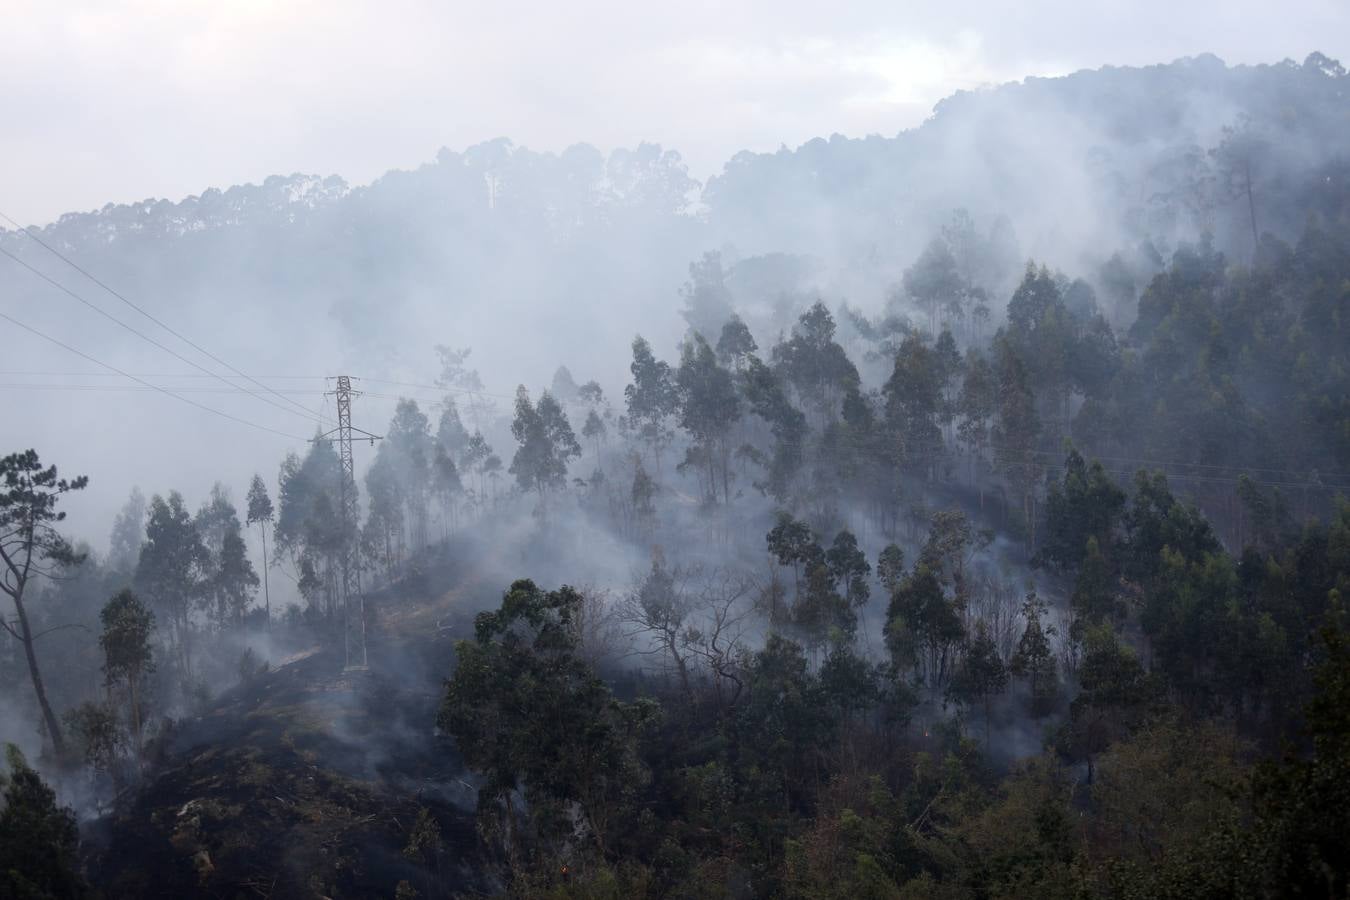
<box><xmin>83</xmin><ymin>544</ymin><xmax>494</xmax><ymax>899</ymax></box>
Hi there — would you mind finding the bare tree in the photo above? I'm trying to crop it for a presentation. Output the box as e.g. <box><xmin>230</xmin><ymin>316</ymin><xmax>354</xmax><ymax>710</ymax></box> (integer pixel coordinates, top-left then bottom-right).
<box><xmin>682</xmin><ymin>568</ymin><xmax>754</xmax><ymax>713</ymax></box>
<box><xmin>620</xmin><ymin>554</ymin><xmax>695</xmax><ymax>695</ymax></box>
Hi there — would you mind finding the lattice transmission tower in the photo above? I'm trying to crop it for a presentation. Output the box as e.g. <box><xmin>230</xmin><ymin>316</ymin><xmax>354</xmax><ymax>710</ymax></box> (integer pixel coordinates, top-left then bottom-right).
<box><xmin>312</xmin><ymin>375</ymin><xmax>381</xmax><ymax>669</ymax></box>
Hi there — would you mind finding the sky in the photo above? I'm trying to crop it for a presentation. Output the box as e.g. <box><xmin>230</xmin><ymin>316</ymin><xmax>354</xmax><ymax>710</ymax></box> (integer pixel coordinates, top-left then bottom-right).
<box><xmin>2</xmin><ymin>0</ymin><xmax>1347</xmax><ymax>226</ymax></box>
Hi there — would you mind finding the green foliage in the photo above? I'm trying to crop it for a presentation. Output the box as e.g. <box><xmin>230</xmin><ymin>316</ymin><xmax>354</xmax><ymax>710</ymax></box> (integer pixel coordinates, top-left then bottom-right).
<box><xmin>1009</xmin><ymin>593</ymin><xmax>1057</xmax><ymax>714</ymax></box>
<box><xmin>0</xmin><ymin>450</ymin><xmax>88</xmax><ymax>757</ymax></box>
<box><xmin>675</xmin><ymin>333</ymin><xmax>741</xmax><ymax>503</ymax></box>
<box><xmin>510</xmin><ymin>387</ymin><xmax>582</xmax><ymax>498</ymax></box>
<box><xmin>135</xmin><ymin>491</ymin><xmax>209</xmax><ymax>674</ymax></box>
<box><xmin>0</xmin><ymin>745</ymin><xmax>85</xmax><ymax>899</ymax></box>
<box><xmin>826</xmin><ymin>530</ymin><xmax>872</xmax><ymax>607</ymax></box>
<box><xmin>948</xmin><ymin>620</ymin><xmax>1008</xmax><ymax>742</ymax></box>
<box><xmin>1037</xmin><ymin>447</ymin><xmax>1127</xmax><ymax>573</ymax></box>
<box><xmin>887</xmin><ymin>566</ymin><xmax>964</xmax><ymax>690</ymax></box>
<box><xmin>876</xmin><ymin>544</ymin><xmax>905</xmax><ymax>595</ymax></box>
<box><xmin>440</xmin><ymin>580</ymin><xmax>657</xmax><ymax>863</ymax></box>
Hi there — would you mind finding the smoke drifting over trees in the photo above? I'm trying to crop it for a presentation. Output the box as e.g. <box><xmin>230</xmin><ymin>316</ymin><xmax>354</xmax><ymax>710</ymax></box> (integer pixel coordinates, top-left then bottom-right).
<box><xmin>1</xmin><ymin>50</ymin><xmax>1349</xmax><ymax>898</ymax></box>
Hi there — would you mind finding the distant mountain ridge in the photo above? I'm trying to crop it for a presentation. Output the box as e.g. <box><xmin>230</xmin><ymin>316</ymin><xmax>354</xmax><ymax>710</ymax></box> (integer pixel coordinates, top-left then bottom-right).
<box><xmin>13</xmin><ymin>52</ymin><xmax>1346</xmax><ymax>248</ymax></box>
<box><xmin>2</xmin><ymin>51</ymin><xmax>1346</xmax><ymax>393</ymax></box>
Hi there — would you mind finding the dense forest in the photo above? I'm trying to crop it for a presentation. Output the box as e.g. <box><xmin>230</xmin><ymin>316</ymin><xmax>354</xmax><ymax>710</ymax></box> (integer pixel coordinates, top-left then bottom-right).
<box><xmin>1</xmin><ymin>51</ymin><xmax>1349</xmax><ymax>899</ymax></box>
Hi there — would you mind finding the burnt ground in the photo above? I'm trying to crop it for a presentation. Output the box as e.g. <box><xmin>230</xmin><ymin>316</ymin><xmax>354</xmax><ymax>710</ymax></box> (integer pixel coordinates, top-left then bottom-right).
<box><xmin>84</xmin><ymin>546</ymin><xmax>502</xmax><ymax>899</ymax></box>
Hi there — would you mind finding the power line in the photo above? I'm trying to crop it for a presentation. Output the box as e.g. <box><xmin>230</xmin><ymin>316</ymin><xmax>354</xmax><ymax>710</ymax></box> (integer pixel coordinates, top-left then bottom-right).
<box><xmin>0</xmin><ymin>371</ymin><xmax>330</xmax><ymax>380</ymax></box>
<box><xmin>0</xmin><ymin>310</ymin><xmax>308</xmax><ymax>442</ymax></box>
<box><xmin>0</xmin><ymin>209</ymin><xmax>331</xmax><ymax>424</ymax></box>
<box><xmin>0</xmin><ymin>383</ymin><xmax>330</xmax><ymax>395</ymax></box>
<box><xmin>0</xmin><ymin>245</ymin><xmax>333</xmax><ymax>427</ymax></box>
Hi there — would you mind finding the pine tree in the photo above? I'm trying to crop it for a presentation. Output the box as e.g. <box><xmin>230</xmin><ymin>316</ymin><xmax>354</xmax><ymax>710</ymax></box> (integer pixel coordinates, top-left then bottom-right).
<box><xmin>0</xmin><ymin>449</ymin><xmax>88</xmax><ymax>758</ymax></box>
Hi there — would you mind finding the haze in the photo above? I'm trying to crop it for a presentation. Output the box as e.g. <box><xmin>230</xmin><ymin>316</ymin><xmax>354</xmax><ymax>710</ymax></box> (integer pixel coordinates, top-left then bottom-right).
<box><xmin>2</xmin><ymin>0</ymin><xmax>1345</xmax><ymax>224</ymax></box>
<box><xmin>2</xmin><ymin>4</ymin><xmax>1349</xmax><ymax>897</ymax></box>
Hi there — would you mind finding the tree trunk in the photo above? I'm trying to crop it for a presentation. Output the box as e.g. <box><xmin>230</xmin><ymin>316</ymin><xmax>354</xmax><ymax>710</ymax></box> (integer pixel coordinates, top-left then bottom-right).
<box><xmin>12</xmin><ymin>594</ymin><xmax>65</xmax><ymax>757</ymax></box>
<box><xmin>1245</xmin><ymin>159</ymin><xmax>1259</xmax><ymax>254</ymax></box>
<box><xmin>260</xmin><ymin>523</ymin><xmax>271</xmax><ymax>632</ymax></box>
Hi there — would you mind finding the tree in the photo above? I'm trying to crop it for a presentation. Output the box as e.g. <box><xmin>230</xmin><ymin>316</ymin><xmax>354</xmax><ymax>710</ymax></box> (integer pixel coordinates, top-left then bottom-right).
<box><xmin>902</xmin><ymin>237</ymin><xmax>965</xmax><ymax>333</ymax></box>
<box><xmin>716</xmin><ymin>314</ymin><xmax>758</xmax><ymax>371</ymax></box>
<box><xmin>0</xmin><ymin>744</ymin><xmax>85</xmax><ymax>899</ymax></box>
<box><xmin>766</xmin><ymin>512</ymin><xmax>819</xmax><ymax>596</ymax></box>
<box><xmin>825</xmin><ymin>530</ymin><xmax>871</xmax><ymax>607</ymax></box>
<box><xmin>63</xmin><ymin>702</ymin><xmax>122</xmax><ymax>785</ymax></box>
<box><xmin>793</xmin><ymin>563</ymin><xmax>856</xmax><ymax>653</ymax></box>
<box><xmin>1070</xmin><ymin>536</ymin><xmax>1122</xmax><ymax>637</ymax></box>
<box><xmin>882</xmin><ymin>332</ymin><xmax>944</xmax><ymax>481</ymax></box>
<box><xmin>1244</xmin><ymin>609</ymin><xmax>1350</xmax><ymax>897</ymax></box>
<box><xmin>1036</xmin><ymin>447</ymin><xmax>1126</xmax><ymax>573</ymax></box>
<box><xmin>430</xmin><ymin>445</ymin><xmax>462</xmax><ymax>538</ymax></box>
<box><xmin>1210</xmin><ymin>118</ymin><xmax>1267</xmax><ymax>254</ymax></box>
<box><xmin>992</xmin><ymin>338</ymin><xmax>1042</xmax><ymax>547</ymax></box>
<box><xmin>439</xmin><ymin>580</ymin><xmax>656</xmax><ymax>862</ymax></box>
<box><xmin>136</xmin><ymin>491</ymin><xmax>209</xmax><ymax>678</ymax></box>
<box><xmin>577</xmin><ymin>380</ymin><xmax>606</xmax><ymax>409</ymax></box>
<box><xmin>1069</xmin><ymin>624</ymin><xmax>1155</xmax><ymax>783</ymax></box>
<box><xmin>741</xmin><ymin>354</ymin><xmax>808</xmax><ymax>501</ymax></box>
<box><xmin>957</xmin><ymin>350</ymin><xmax>996</xmax><ymax>506</ymax></box>
<box><xmin>887</xmin><ymin>565</ymin><xmax>964</xmax><ymax>691</ymax></box>
<box><xmin>99</xmin><ymin>589</ymin><xmax>155</xmax><ymax>752</ymax></box>
<box><xmin>274</xmin><ymin>442</ymin><xmax>343</xmax><ymax>616</ymax></box>
<box><xmin>950</xmin><ymin>619</ymin><xmax>1008</xmax><ymax>745</ymax></box>
<box><xmin>214</xmin><ymin>525</ymin><xmax>259</xmax><ymax>627</ymax></box>
<box><xmin>435</xmin><ymin>398</ymin><xmax>471</xmax><ymax>462</ymax></box>
<box><xmin>582</xmin><ymin>409</ymin><xmax>607</xmax><ymax>458</ymax></box>
<box><xmin>624</xmin><ymin>336</ymin><xmax>678</xmax><ymax>473</ymax></box>
<box><xmin>772</xmin><ymin>302</ymin><xmax>860</xmax><ymax>428</ymax></box>
<box><xmin>631</xmin><ymin>457</ymin><xmax>657</xmax><ymax>529</ymax></box>
<box><xmin>676</xmin><ymin>333</ymin><xmax>741</xmax><ymax>503</ymax></box>
<box><xmin>1009</xmin><ymin>592</ymin><xmax>1057</xmax><ymax>714</ymax></box>
<box><xmin>550</xmin><ymin>365</ymin><xmax>580</xmax><ymax>404</ymax></box>
<box><xmin>621</xmin><ymin>556</ymin><xmax>693</xmax><ymax>695</ymax></box>
<box><xmin>386</xmin><ymin>399</ymin><xmax>434</xmax><ymax>551</ymax></box>
<box><xmin>459</xmin><ymin>431</ymin><xmax>494</xmax><ymax>511</ymax></box>
<box><xmin>876</xmin><ymin>544</ymin><xmax>905</xmax><ymax>595</ymax></box>
<box><xmin>107</xmin><ymin>486</ymin><xmax>146</xmax><ymax>576</ymax></box>
<box><xmin>363</xmin><ymin>448</ymin><xmax>405</xmax><ymax>573</ymax></box>
<box><xmin>509</xmin><ymin>387</ymin><xmax>581</xmax><ymax>503</ymax></box>
<box><xmin>194</xmin><ymin>486</ymin><xmax>254</xmax><ymax>630</ymax></box>
<box><xmin>0</xmin><ymin>449</ymin><xmax>88</xmax><ymax>758</ymax></box>
<box><xmin>679</xmin><ymin>250</ymin><xmax>735</xmax><ymax>338</ymax></box>
<box><xmin>245</xmin><ymin>474</ymin><xmax>274</xmax><ymax>628</ymax></box>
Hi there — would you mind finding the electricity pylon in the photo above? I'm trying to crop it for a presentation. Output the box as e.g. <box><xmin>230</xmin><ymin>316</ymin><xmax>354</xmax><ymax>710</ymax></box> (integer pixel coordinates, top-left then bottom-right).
<box><xmin>311</xmin><ymin>375</ymin><xmax>381</xmax><ymax>670</ymax></box>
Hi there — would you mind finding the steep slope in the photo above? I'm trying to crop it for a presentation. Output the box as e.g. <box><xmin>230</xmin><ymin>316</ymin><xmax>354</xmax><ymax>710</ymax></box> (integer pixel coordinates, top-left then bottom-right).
<box><xmin>84</xmin><ymin>546</ymin><xmax>496</xmax><ymax>899</ymax></box>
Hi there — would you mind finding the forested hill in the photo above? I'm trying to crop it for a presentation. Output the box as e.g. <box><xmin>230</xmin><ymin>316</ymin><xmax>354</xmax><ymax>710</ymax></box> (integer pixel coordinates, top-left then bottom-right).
<box><xmin>4</xmin><ymin>47</ymin><xmax>1350</xmax><ymax>900</ymax></box>
<box><xmin>4</xmin><ymin>52</ymin><xmax>1346</xmax><ymax>386</ymax></box>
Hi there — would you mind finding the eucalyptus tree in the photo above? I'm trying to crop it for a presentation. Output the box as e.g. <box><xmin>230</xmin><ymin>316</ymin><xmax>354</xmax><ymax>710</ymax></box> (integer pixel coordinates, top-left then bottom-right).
<box><xmin>509</xmin><ymin>387</ymin><xmax>581</xmax><ymax>506</ymax></box>
<box><xmin>99</xmin><ymin>589</ymin><xmax>155</xmax><ymax>749</ymax></box>
<box><xmin>107</xmin><ymin>486</ymin><xmax>147</xmax><ymax>576</ymax></box>
<box><xmin>716</xmin><ymin>314</ymin><xmax>757</xmax><ymax>372</ymax></box>
<box><xmin>245</xmin><ymin>474</ymin><xmax>274</xmax><ymax>627</ymax></box>
<box><xmin>624</xmin><ymin>335</ymin><xmax>678</xmax><ymax>474</ymax></box>
<box><xmin>136</xmin><ymin>491</ymin><xmax>209</xmax><ymax>677</ymax></box>
<box><xmin>771</xmin><ymin>301</ymin><xmax>860</xmax><ymax>429</ymax></box>
<box><xmin>675</xmin><ymin>333</ymin><xmax>741</xmax><ymax>503</ymax></box>
<box><xmin>275</xmin><ymin>442</ymin><xmax>344</xmax><ymax>617</ymax></box>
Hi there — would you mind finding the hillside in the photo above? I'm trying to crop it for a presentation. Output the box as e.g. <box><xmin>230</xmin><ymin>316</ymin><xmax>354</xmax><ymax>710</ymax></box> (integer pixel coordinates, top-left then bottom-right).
<box><xmin>83</xmin><ymin>545</ymin><xmax>493</xmax><ymax>899</ymax></box>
